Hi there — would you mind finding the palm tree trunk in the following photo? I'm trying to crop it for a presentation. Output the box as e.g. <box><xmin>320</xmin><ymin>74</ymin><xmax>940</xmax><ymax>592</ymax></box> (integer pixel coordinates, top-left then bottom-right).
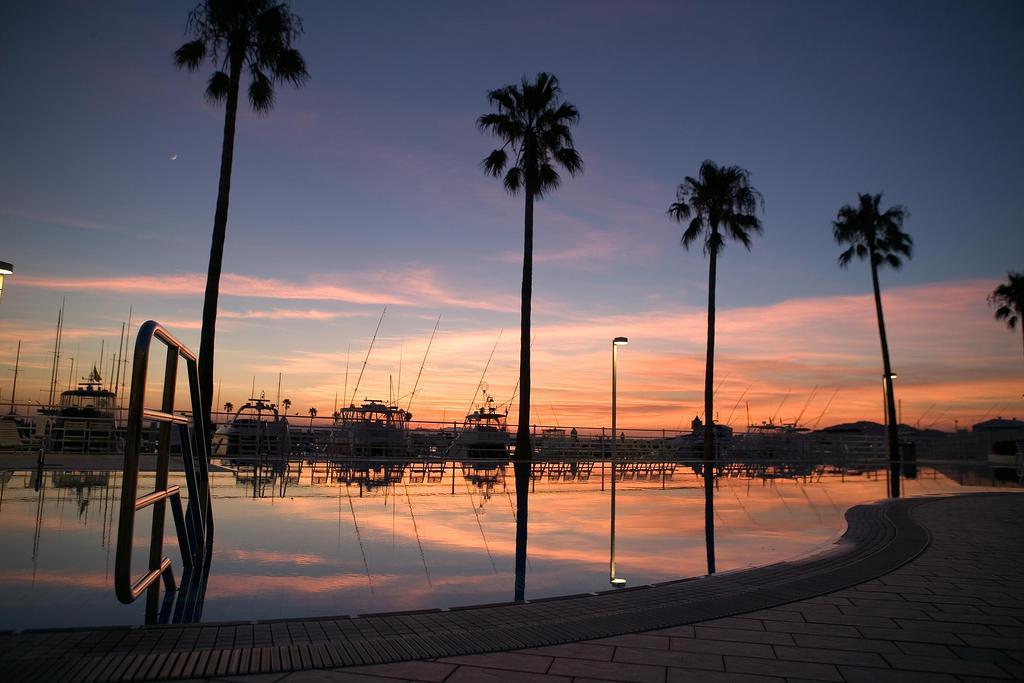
<box><xmin>513</xmin><ymin>461</ymin><xmax>529</xmax><ymax>601</ymax></box>
<box><xmin>198</xmin><ymin>56</ymin><xmax>243</xmax><ymax>438</ymax></box>
<box><xmin>869</xmin><ymin>258</ymin><xmax>901</xmax><ymax>498</ymax></box>
<box><xmin>703</xmin><ymin>244</ymin><xmax>717</xmax><ymax>575</ymax></box>
<box><xmin>516</xmin><ymin>187</ymin><xmax>534</xmax><ymax>461</ymax></box>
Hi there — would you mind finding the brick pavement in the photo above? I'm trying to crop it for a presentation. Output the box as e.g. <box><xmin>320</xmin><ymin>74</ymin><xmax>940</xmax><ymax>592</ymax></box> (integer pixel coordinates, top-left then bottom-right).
<box><xmin>208</xmin><ymin>494</ymin><xmax>1024</xmax><ymax>682</ymax></box>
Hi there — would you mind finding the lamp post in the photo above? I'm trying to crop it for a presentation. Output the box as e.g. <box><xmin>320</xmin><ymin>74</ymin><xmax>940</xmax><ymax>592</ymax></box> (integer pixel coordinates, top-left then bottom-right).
<box><xmin>610</xmin><ymin>336</ymin><xmax>628</xmax><ymax>586</ymax></box>
<box><xmin>0</xmin><ymin>261</ymin><xmax>13</xmax><ymax>303</ymax></box>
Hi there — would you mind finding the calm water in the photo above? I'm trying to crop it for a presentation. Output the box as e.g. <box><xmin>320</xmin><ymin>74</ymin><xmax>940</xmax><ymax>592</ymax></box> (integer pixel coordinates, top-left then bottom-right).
<box><xmin>0</xmin><ymin>460</ymin><xmax>1009</xmax><ymax>630</ymax></box>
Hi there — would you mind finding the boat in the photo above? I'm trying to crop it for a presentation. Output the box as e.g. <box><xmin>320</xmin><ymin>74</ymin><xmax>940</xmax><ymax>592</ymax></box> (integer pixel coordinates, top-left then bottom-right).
<box><xmin>458</xmin><ymin>391</ymin><xmax>509</xmax><ymax>458</ymax></box>
<box><xmin>46</xmin><ymin>367</ymin><xmax>119</xmax><ymax>453</ymax></box>
<box><xmin>211</xmin><ymin>395</ymin><xmax>290</xmax><ymax>461</ymax></box>
<box><xmin>328</xmin><ymin>399</ymin><xmax>412</xmax><ymax>458</ymax></box>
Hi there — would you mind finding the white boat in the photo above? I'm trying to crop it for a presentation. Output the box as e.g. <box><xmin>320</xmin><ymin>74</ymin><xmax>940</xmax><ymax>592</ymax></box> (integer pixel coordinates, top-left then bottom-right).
<box><xmin>459</xmin><ymin>392</ymin><xmax>509</xmax><ymax>458</ymax></box>
<box><xmin>328</xmin><ymin>399</ymin><xmax>412</xmax><ymax>458</ymax></box>
<box><xmin>212</xmin><ymin>396</ymin><xmax>290</xmax><ymax>461</ymax></box>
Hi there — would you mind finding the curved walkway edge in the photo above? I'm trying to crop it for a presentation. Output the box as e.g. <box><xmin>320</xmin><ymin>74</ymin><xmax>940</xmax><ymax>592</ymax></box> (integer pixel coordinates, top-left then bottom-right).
<box><xmin>0</xmin><ymin>494</ymin><xmax>950</xmax><ymax>682</ymax></box>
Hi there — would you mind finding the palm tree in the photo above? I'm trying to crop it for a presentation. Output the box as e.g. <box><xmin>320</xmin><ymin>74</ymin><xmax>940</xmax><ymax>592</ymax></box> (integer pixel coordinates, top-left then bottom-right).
<box><xmin>174</xmin><ymin>0</ymin><xmax>309</xmax><ymax>434</ymax></box>
<box><xmin>308</xmin><ymin>406</ymin><xmax>317</xmax><ymax>429</ymax></box>
<box><xmin>282</xmin><ymin>397</ymin><xmax>291</xmax><ymax>415</ymax></box>
<box><xmin>478</xmin><ymin>72</ymin><xmax>582</xmax><ymax>460</ymax></box>
<box><xmin>223</xmin><ymin>401</ymin><xmax>233</xmax><ymax>414</ymax></box>
<box><xmin>989</xmin><ymin>272</ymin><xmax>1024</xmax><ymax>360</ymax></box>
<box><xmin>668</xmin><ymin>160</ymin><xmax>763</xmax><ymax>575</ymax></box>
<box><xmin>833</xmin><ymin>193</ymin><xmax>912</xmax><ymax>498</ymax></box>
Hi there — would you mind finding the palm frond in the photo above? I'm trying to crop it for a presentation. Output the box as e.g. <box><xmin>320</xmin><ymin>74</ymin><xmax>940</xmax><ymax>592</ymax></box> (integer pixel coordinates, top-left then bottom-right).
<box><xmin>482</xmin><ymin>149</ymin><xmax>508</xmax><ymax>177</ymax></box>
<box><xmin>176</xmin><ymin>0</ymin><xmax>307</xmax><ymax>115</ymax></box>
<box><xmin>174</xmin><ymin>39</ymin><xmax>207</xmax><ymax>71</ymax></box>
<box><xmin>205</xmin><ymin>70</ymin><xmax>230</xmax><ymax>102</ymax></box>
<box><xmin>478</xmin><ymin>72</ymin><xmax>581</xmax><ymax>197</ymax></box>
<box><xmin>248</xmin><ymin>67</ymin><xmax>274</xmax><ymax>113</ymax></box>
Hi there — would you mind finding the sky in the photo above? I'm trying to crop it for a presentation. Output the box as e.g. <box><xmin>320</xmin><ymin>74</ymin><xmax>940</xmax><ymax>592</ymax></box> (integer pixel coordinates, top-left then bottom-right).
<box><xmin>0</xmin><ymin>0</ymin><xmax>1022</xmax><ymax>431</ymax></box>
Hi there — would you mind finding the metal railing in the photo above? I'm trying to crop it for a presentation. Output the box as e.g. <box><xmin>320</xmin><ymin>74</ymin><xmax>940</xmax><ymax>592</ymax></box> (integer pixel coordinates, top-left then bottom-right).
<box><xmin>115</xmin><ymin>321</ymin><xmax>213</xmax><ymax>622</ymax></box>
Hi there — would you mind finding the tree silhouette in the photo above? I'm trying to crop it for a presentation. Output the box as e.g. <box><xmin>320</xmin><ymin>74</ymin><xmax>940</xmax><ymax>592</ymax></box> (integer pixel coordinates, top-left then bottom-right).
<box><xmin>282</xmin><ymin>397</ymin><xmax>291</xmax><ymax>415</ymax></box>
<box><xmin>308</xmin><ymin>406</ymin><xmax>317</xmax><ymax>429</ymax></box>
<box><xmin>478</xmin><ymin>72</ymin><xmax>582</xmax><ymax>460</ymax></box>
<box><xmin>174</xmin><ymin>0</ymin><xmax>308</xmax><ymax>435</ymax></box>
<box><xmin>668</xmin><ymin>159</ymin><xmax>763</xmax><ymax>575</ymax></box>
<box><xmin>223</xmin><ymin>401</ymin><xmax>233</xmax><ymax>414</ymax></box>
<box><xmin>989</xmin><ymin>272</ymin><xmax>1024</xmax><ymax>360</ymax></box>
<box><xmin>833</xmin><ymin>193</ymin><xmax>912</xmax><ymax>498</ymax></box>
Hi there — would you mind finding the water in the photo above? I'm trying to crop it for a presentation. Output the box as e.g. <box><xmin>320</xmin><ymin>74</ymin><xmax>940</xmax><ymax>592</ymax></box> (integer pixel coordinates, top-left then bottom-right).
<box><xmin>0</xmin><ymin>459</ymin><xmax>1011</xmax><ymax>630</ymax></box>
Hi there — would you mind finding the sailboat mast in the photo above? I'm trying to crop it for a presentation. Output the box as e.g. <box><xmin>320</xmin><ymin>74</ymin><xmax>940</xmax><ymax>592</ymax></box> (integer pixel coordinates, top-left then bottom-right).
<box><xmin>407</xmin><ymin>315</ymin><xmax>440</xmax><ymax>413</ymax></box>
<box><xmin>350</xmin><ymin>306</ymin><xmax>386</xmax><ymax>405</ymax></box>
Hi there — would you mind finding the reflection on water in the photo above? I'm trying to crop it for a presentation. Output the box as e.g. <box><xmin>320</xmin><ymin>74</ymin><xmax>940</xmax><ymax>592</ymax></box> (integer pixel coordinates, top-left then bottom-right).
<box><xmin>0</xmin><ymin>459</ymin><xmax>1012</xmax><ymax>629</ymax></box>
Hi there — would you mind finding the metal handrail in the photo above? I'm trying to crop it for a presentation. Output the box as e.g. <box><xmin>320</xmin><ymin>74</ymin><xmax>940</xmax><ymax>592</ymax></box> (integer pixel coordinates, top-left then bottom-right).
<box><xmin>115</xmin><ymin>321</ymin><xmax>213</xmax><ymax>615</ymax></box>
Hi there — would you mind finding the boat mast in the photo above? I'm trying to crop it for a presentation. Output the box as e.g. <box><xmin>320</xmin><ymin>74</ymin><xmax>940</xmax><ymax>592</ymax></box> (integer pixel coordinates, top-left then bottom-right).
<box><xmin>724</xmin><ymin>383</ymin><xmax>753</xmax><ymax>426</ymax></box>
<box><xmin>468</xmin><ymin>330</ymin><xmax>502</xmax><ymax>417</ymax></box>
<box><xmin>350</xmin><ymin>306</ymin><xmax>386</xmax><ymax>405</ymax></box>
<box><xmin>48</xmin><ymin>298</ymin><xmax>64</xmax><ymax>406</ymax></box>
<box><xmin>793</xmin><ymin>385</ymin><xmax>819</xmax><ymax>428</ymax></box>
<box><xmin>406</xmin><ymin>315</ymin><xmax>440</xmax><ymax>413</ymax></box>
<box><xmin>8</xmin><ymin>339</ymin><xmax>20</xmax><ymax>415</ymax></box>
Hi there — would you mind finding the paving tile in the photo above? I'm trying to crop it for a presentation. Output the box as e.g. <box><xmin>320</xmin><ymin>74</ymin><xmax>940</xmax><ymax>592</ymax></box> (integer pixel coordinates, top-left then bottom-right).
<box><xmin>894</xmin><ymin>641</ymin><xmax>954</xmax><ymax>657</ymax></box>
<box><xmin>520</xmin><ymin>643</ymin><xmax>614</xmax><ymax>661</ymax></box>
<box><xmin>838</xmin><ymin>665</ymin><xmax>957</xmax><ymax>682</ymax></box>
<box><xmin>613</xmin><ymin>645</ymin><xmax>723</xmax><ymax>671</ymax></box>
<box><xmin>774</xmin><ymin>645</ymin><xmax>888</xmax><ymax>667</ymax></box>
<box><xmin>547</xmin><ymin>657</ymin><xmax>665</xmax><ymax>683</ymax></box>
<box><xmin>666</xmin><ymin>669</ymin><xmax>783</xmax><ymax>683</ymax></box>
<box><xmin>276</xmin><ymin>670</ymin><xmax>405</xmax><ymax>683</ymax></box>
<box><xmin>762</xmin><ymin>620</ymin><xmax>860</xmax><ymax>638</ymax></box>
<box><xmin>669</xmin><ymin>636</ymin><xmax>773</xmax><ymax>659</ymax></box>
<box><xmin>589</xmin><ymin>634</ymin><xmax>670</xmax><ymax>649</ymax></box>
<box><xmin>438</xmin><ymin>652</ymin><xmax>551</xmax><ymax>673</ymax></box>
<box><xmin>693</xmin><ymin>627</ymin><xmax>793</xmax><ymax>646</ymax></box>
<box><xmin>723</xmin><ymin>655</ymin><xmax>843</xmax><ymax>681</ymax></box>
<box><xmin>446</xmin><ymin>665</ymin><xmax>571</xmax><ymax>682</ymax></box>
<box><xmin>791</xmin><ymin>633</ymin><xmax>900</xmax><ymax>653</ymax></box>
<box><xmin>883</xmin><ymin>652</ymin><xmax>1011</xmax><ymax>678</ymax></box>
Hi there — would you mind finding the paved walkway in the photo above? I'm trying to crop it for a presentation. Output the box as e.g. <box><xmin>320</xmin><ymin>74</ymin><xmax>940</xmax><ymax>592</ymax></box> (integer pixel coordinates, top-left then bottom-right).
<box><xmin>2</xmin><ymin>493</ymin><xmax>1021</xmax><ymax>682</ymax></box>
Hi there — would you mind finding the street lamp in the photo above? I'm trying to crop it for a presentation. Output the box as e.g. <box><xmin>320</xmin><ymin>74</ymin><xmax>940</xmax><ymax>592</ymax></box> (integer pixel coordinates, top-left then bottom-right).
<box><xmin>610</xmin><ymin>336</ymin><xmax>628</xmax><ymax>586</ymax></box>
<box><xmin>0</xmin><ymin>261</ymin><xmax>12</xmax><ymax>303</ymax></box>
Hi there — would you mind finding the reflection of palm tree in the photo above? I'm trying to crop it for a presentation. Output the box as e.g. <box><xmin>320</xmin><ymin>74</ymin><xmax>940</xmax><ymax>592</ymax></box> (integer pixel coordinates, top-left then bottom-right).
<box><xmin>833</xmin><ymin>193</ymin><xmax>912</xmax><ymax>498</ymax></box>
<box><xmin>282</xmin><ymin>397</ymin><xmax>291</xmax><ymax>415</ymax></box>
<box><xmin>173</xmin><ymin>0</ymin><xmax>308</xmax><ymax>432</ymax></box>
<box><xmin>989</xmin><ymin>272</ymin><xmax>1024</xmax><ymax>361</ymax></box>
<box><xmin>478</xmin><ymin>72</ymin><xmax>582</xmax><ymax>460</ymax></box>
<box><xmin>308</xmin><ymin>406</ymin><xmax>317</xmax><ymax>428</ymax></box>
<box><xmin>668</xmin><ymin>160</ymin><xmax>762</xmax><ymax>575</ymax></box>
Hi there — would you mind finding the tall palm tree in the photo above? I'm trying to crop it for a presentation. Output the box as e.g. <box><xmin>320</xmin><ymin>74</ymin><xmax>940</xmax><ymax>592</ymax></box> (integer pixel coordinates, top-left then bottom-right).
<box><xmin>308</xmin><ymin>406</ymin><xmax>317</xmax><ymax>429</ymax></box>
<box><xmin>833</xmin><ymin>193</ymin><xmax>912</xmax><ymax>498</ymax></box>
<box><xmin>989</xmin><ymin>272</ymin><xmax>1024</xmax><ymax>360</ymax></box>
<box><xmin>282</xmin><ymin>397</ymin><xmax>291</xmax><ymax>415</ymax></box>
<box><xmin>478</xmin><ymin>72</ymin><xmax>582</xmax><ymax>461</ymax></box>
<box><xmin>174</xmin><ymin>0</ymin><xmax>308</xmax><ymax>434</ymax></box>
<box><xmin>223</xmin><ymin>401</ymin><xmax>233</xmax><ymax>414</ymax></box>
<box><xmin>668</xmin><ymin>160</ymin><xmax>763</xmax><ymax>575</ymax></box>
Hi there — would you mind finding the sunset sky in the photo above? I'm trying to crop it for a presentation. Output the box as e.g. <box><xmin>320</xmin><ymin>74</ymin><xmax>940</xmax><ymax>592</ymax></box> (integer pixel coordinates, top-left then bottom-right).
<box><xmin>1</xmin><ymin>1</ymin><xmax>1022</xmax><ymax>431</ymax></box>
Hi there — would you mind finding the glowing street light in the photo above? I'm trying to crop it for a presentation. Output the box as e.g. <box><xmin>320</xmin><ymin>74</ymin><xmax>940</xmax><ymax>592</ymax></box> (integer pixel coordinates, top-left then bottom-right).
<box><xmin>0</xmin><ymin>261</ymin><xmax>12</xmax><ymax>303</ymax></box>
<box><xmin>610</xmin><ymin>336</ymin><xmax>628</xmax><ymax>586</ymax></box>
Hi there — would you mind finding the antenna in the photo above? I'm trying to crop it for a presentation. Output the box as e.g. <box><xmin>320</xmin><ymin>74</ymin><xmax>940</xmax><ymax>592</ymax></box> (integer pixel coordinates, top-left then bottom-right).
<box><xmin>351</xmin><ymin>306</ymin><xmax>386</xmax><ymax>405</ymax></box>
<box><xmin>793</xmin><ymin>385</ymin><xmax>818</xmax><ymax>428</ymax></box>
<box><xmin>468</xmin><ymin>330</ymin><xmax>502</xmax><ymax>417</ymax></box>
<box><xmin>770</xmin><ymin>389</ymin><xmax>791</xmax><ymax>423</ymax></box>
<box><xmin>724</xmin><ymin>383</ymin><xmax>753</xmax><ymax>426</ymax></box>
<box><xmin>407</xmin><ymin>315</ymin><xmax>440</xmax><ymax>413</ymax></box>
<box><xmin>810</xmin><ymin>388</ymin><xmax>839</xmax><ymax>430</ymax></box>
